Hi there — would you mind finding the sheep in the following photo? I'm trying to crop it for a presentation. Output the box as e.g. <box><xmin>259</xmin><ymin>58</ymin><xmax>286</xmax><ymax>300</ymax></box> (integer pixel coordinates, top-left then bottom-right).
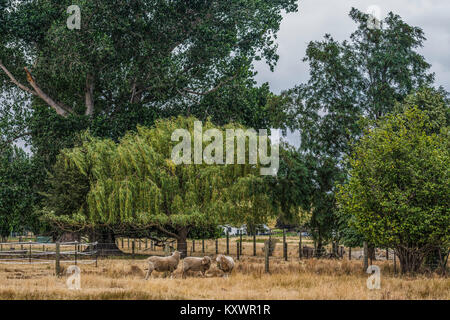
<box><xmin>215</xmin><ymin>254</ymin><xmax>235</xmax><ymax>278</ymax></box>
<box><xmin>145</xmin><ymin>251</ymin><xmax>181</xmax><ymax>280</ymax></box>
<box><xmin>182</xmin><ymin>256</ymin><xmax>212</xmax><ymax>278</ymax></box>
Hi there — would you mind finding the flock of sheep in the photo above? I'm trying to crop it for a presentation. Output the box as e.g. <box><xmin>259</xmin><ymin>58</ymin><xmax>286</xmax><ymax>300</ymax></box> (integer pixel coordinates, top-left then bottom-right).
<box><xmin>145</xmin><ymin>251</ymin><xmax>235</xmax><ymax>280</ymax></box>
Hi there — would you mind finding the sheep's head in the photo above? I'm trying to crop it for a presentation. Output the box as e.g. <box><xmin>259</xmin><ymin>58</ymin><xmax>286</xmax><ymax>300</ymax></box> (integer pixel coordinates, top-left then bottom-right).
<box><xmin>172</xmin><ymin>251</ymin><xmax>181</xmax><ymax>260</ymax></box>
<box><xmin>216</xmin><ymin>254</ymin><xmax>225</xmax><ymax>268</ymax></box>
<box><xmin>202</xmin><ymin>256</ymin><xmax>212</xmax><ymax>267</ymax></box>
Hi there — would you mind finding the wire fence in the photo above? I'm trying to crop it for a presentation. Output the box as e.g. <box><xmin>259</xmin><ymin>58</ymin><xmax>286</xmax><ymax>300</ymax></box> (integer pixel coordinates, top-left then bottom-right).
<box><xmin>0</xmin><ymin>241</ymin><xmax>98</xmax><ymax>266</ymax></box>
<box><xmin>113</xmin><ymin>236</ymin><xmax>398</xmax><ymax>262</ymax></box>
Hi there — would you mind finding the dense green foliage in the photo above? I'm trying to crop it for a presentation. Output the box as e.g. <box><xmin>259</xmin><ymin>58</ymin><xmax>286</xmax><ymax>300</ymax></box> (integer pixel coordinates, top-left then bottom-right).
<box><xmin>1</xmin><ymin>0</ymin><xmax>297</xmax><ymax>237</ymax></box>
<box><xmin>1</xmin><ymin>0</ymin><xmax>297</xmax><ymax>120</ymax></box>
<box><xmin>0</xmin><ymin>1</ymin><xmax>448</xmax><ymax>272</ymax></box>
<box><xmin>0</xmin><ymin>146</ymin><xmax>38</xmax><ymax>237</ymax></box>
<box><xmin>287</xmin><ymin>8</ymin><xmax>435</xmax><ymax>250</ymax></box>
<box><xmin>43</xmin><ymin>117</ymin><xmax>274</xmax><ymax>254</ymax></box>
<box><xmin>267</xmin><ymin>145</ymin><xmax>313</xmax><ymax>227</ymax></box>
<box><xmin>337</xmin><ymin>104</ymin><xmax>449</xmax><ymax>273</ymax></box>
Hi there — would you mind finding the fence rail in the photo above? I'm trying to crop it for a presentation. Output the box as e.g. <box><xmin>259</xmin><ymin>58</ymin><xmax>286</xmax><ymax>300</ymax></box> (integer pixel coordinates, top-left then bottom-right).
<box><xmin>0</xmin><ymin>241</ymin><xmax>98</xmax><ymax>268</ymax></box>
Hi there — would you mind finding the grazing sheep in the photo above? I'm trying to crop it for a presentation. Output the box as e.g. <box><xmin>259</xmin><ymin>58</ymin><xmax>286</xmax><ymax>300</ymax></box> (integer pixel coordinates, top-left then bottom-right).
<box><xmin>182</xmin><ymin>256</ymin><xmax>212</xmax><ymax>278</ymax></box>
<box><xmin>145</xmin><ymin>251</ymin><xmax>181</xmax><ymax>280</ymax></box>
<box><xmin>215</xmin><ymin>254</ymin><xmax>235</xmax><ymax>278</ymax></box>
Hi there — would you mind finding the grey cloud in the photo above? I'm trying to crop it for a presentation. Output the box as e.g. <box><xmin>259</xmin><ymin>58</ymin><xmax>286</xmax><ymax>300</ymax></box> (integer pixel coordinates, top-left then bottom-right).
<box><xmin>255</xmin><ymin>0</ymin><xmax>450</xmax><ymax>93</ymax></box>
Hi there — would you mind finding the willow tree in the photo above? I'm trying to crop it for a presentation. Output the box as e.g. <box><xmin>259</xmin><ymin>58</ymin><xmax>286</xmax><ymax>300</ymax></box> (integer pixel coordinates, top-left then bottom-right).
<box><xmin>43</xmin><ymin>117</ymin><xmax>274</xmax><ymax>256</ymax></box>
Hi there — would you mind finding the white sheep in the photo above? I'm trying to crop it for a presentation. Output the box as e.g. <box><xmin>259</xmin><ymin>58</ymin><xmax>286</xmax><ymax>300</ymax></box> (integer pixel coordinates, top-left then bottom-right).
<box><xmin>182</xmin><ymin>256</ymin><xmax>212</xmax><ymax>278</ymax></box>
<box><xmin>215</xmin><ymin>254</ymin><xmax>235</xmax><ymax>278</ymax></box>
<box><xmin>145</xmin><ymin>251</ymin><xmax>181</xmax><ymax>280</ymax></box>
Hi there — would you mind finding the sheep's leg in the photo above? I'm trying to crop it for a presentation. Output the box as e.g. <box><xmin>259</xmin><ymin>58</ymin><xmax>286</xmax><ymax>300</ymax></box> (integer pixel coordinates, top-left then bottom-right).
<box><xmin>145</xmin><ymin>269</ymin><xmax>152</xmax><ymax>280</ymax></box>
<box><xmin>145</xmin><ymin>262</ymin><xmax>154</xmax><ymax>280</ymax></box>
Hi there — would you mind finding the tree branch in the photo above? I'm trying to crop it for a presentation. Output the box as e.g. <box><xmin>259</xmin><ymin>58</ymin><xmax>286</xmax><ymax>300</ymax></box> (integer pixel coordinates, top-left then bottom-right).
<box><xmin>153</xmin><ymin>224</ymin><xmax>180</xmax><ymax>240</ymax></box>
<box><xmin>23</xmin><ymin>67</ymin><xmax>74</xmax><ymax>117</ymax></box>
<box><xmin>85</xmin><ymin>74</ymin><xmax>95</xmax><ymax>116</ymax></box>
<box><xmin>0</xmin><ymin>60</ymin><xmax>37</xmax><ymax>96</ymax></box>
<box><xmin>181</xmin><ymin>73</ymin><xmax>239</xmax><ymax>96</ymax></box>
<box><xmin>0</xmin><ymin>131</ymin><xmax>31</xmax><ymax>152</ymax></box>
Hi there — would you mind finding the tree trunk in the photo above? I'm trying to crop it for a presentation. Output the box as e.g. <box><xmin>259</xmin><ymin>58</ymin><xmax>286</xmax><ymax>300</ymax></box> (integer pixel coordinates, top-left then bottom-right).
<box><xmin>395</xmin><ymin>246</ymin><xmax>426</xmax><ymax>274</ymax></box>
<box><xmin>84</xmin><ymin>74</ymin><xmax>95</xmax><ymax>116</ymax></box>
<box><xmin>368</xmin><ymin>246</ymin><xmax>376</xmax><ymax>261</ymax></box>
<box><xmin>89</xmin><ymin>229</ymin><xmax>122</xmax><ymax>256</ymax></box>
<box><xmin>315</xmin><ymin>238</ymin><xmax>324</xmax><ymax>258</ymax></box>
<box><xmin>177</xmin><ymin>227</ymin><xmax>189</xmax><ymax>258</ymax></box>
<box><xmin>363</xmin><ymin>241</ymin><xmax>369</xmax><ymax>271</ymax></box>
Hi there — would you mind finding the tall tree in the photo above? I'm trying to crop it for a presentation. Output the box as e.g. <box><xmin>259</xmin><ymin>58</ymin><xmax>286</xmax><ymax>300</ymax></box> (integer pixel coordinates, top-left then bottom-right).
<box><xmin>42</xmin><ymin>117</ymin><xmax>275</xmax><ymax>257</ymax></box>
<box><xmin>287</xmin><ymin>8</ymin><xmax>435</xmax><ymax>250</ymax></box>
<box><xmin>337</xmin><ymin>105</ymin><xmax>449</xmax><ymax>273</ymax></box>
<box><xmin>1</xmin><ymin>0</ymin><xmax>298</xmax><ymax>238</ymax></box>
<box><xmin>1</xmin><ymin>0</ymin><xmax>297</xmax><ymax>123</ymax></box>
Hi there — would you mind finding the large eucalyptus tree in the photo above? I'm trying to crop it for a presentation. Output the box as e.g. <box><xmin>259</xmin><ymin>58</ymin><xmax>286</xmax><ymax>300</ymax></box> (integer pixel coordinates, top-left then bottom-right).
<box><xmin>1</xmin><ymin>0</ymin><xmax>297</xmax><ymax>124</ymax></box>
<box><xmin>0</xmin><ymin>0</ymin><xmax>298</xmax><ymax>240</ymax></box>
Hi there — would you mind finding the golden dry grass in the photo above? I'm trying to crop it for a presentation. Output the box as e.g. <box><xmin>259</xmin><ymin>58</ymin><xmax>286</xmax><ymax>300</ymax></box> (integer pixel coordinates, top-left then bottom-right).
<box><xmin>0</xmin><ymin>256</ymin><xmax>448</xmax><ymax>300</ymax></box>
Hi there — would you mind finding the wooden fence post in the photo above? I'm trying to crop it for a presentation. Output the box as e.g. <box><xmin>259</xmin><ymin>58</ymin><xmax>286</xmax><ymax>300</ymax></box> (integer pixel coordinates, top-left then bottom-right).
<box><xmin>164</xmin><ymin>243</ymin><xmax>170</xmax><ymax>255</ymax></box>
<box><xmin>349</xmin><ymin>247</ymin><xmax>352</xmax><ymax>260</ymax></box>
<box><xmin>394</xmin><ymin>253</ymin><xmax>397</xmax><ymax>274</ymax></box>
<box><xmin>264</xmin><ymin>241</ymin><xmax>270</xmax><ymax>274</ymax></box>
<box><xmin>55</xmin><ymin>242</ymin><xmax>61</xmax><ymax>276</ymax></box>
<box><xmin>236</xmin><ymin>241</ymin><xmax>240</xmax><ymax>260</ymax></box>
<box><xmin>202</xmin><ymin>239</ymin><xmax>205</xmax><ymax>253</ymax></box>
<box><xmin>215</xmin><ymin>239</ymin><xmax>218</xmax><ymax>254</ymax></box>
<box><xmin>386</xmin><ymin>248</ymin><xmax>389</xmax><ymax>260</ymax></box>
<box><xmin>363</xmin><ymin>241</ymin><xmax>369</xmax><ymax>271</ymax></box>
<box><xmin>139</xmin><ymin>239</ymin><xmax>142</xmax><ymax>251</ymax></box>
<box><xmin>239</xmin><ymin>233</ymin><xmax>243</xmax><ymax>255</ymax></box>
<box><xmin>284</xmin><ymin>242</ymin><xmax>288</xmax><ymax>261</ymax></box>
<box><xmin>132</xmin><ymin>240</ymin><xmax>135</xmax><ymax>260</ymax></box>
<box><xmin>29</xmin><ymin>242</ymin><xmax>32</xmax><ymax>264</ymax></box>
<box><xmin>283</xmin><ymin>229</ymin><xmax>287</xmax><ymax>261</ymax></box>
<box><xmin>226</xmin><ymin>231</ymin><xmax>229</xmax><ymax>255</ymax></box>
<box><xmin>121</xmin><ymin>238</ymin><xmax>124</xmax><ymax>248</ymax></box>
<box><xmin>74</xmin><ymin>242</ymin><xmax>78</xmax><ymax>265</ymax></box>
<box><xmin>128</xmin><ymin>238</ymin><xmax>130</xmax><ymax>249</ymax></box>
<box><xmin>145</xmin><ymin>239</ymin><xmax>148</xmax><ymax>250</ymax></box>
<box><xmin>192</xmin><ymin>240</ymin><xmax>195</xmax><ymax>253</ymax></box>
<box><xmin>299</xmin><ymin>233</ymin><xmax>302</xmax><ymax>259</ymax></box>
<box><xmin>253</xmin><ymin>234</ymin><xmax>256</xmax><ymax>256</ymax></box>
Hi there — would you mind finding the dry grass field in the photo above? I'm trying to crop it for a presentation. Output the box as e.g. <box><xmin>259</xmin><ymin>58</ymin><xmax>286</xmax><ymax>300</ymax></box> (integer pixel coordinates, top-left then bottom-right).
<box><xmin>0</xmin><ymin>255</ymin><xmax>448</xmax><ymax>300</ymax></box>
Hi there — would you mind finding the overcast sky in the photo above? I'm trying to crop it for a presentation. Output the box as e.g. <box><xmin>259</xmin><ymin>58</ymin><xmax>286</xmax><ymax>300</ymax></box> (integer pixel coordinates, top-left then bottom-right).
<box><xmin>254</xmin><ymin>0</ymin><xmax>450</xmax><ymax>93</ymax></box>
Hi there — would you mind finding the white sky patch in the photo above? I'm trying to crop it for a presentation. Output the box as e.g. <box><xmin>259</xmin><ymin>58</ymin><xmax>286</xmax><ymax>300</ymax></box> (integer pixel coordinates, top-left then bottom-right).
<box><xmin>255</xmin><ymin>0</ymin><xmax>450</xmax><ymax>148</ymax></box>
<box><xmin>254</xmin><ymin>0</ymin><xmax>450</xmax><ymax>93</ymax></box>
